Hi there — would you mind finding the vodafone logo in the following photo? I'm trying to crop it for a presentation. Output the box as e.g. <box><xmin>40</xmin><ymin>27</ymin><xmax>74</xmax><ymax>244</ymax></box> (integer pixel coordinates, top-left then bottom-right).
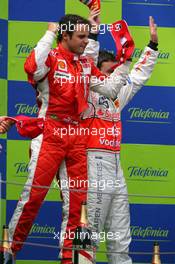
<box><xmin>99</xmin><ymin>138</ymin><xmax>120</xmax><ymax>147</ymax></box>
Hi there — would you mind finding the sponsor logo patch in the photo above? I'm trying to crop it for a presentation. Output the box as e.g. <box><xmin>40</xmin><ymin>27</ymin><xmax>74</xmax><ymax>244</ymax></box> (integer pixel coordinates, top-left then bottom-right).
<box><xmin>57</xmin><ymin>59</ymin><xmax>68</xmax><ymax>72</ymax></box>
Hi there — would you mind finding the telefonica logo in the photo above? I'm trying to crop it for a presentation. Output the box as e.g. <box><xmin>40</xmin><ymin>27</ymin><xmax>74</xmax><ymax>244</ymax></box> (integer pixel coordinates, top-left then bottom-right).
<box><xmin>14</xmin><ymin>162</ymin><xmax>28</xmax><ymax>174</ymax></box>
<box><xmin>128</xmin><ymin>107</ymin><xmax>169</xmax><ymax>120</ymax></box>
<box><xmin>29</xmin><ymin>223</ymin><xmax>56</xmax><ymax>235</ymax></box>
<box><xmin>128</xmin><ymin>166</ymin><xmax>168</xmax><ymax>178</ymax></box>
<box><xmin>131</xmin><ymin>226</ymin><xmax>169</xmax><ymax>238</ymax></box>
<box><xmin>15</xmin><ymin>103</ymin><xmax>38</xmax><ymax>115</ymax></box>
<box><xmin>132</xmin><ymin>48</ymin><xmax>170</xmax><ymax>60</ymax></box>
<box><xmin>16</xmin><ymin>43</ymin><xmax>35</xmax><ymax>56</ymax></box>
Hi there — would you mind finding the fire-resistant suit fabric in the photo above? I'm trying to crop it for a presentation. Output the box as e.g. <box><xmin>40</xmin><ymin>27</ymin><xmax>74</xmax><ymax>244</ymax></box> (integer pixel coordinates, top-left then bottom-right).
<box><xmin>8</xmin><ymin>30</ymin><xmax>127</xmax><ymax>264</ymax></box>
<box><xmin>82</xmin><ymin>39</ymin><xmax>159</xmax><ymax>264</ymax></box>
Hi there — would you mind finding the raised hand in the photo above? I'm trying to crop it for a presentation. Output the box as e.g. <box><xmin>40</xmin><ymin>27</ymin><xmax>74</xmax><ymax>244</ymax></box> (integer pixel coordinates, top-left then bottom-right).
<box><xmin>88</xmin><ymin>8</ymin><xmax>100</xmax><ymax>34</ymax></box>
<box><xmin>48</xmin><ymin>22</ymin><xmax>59</xmax><ymax>34</ymax></box>
<box><xmin>149</xmin><ymin>16</ymin><xmax>158</xmax><ymax>43</ymax></box>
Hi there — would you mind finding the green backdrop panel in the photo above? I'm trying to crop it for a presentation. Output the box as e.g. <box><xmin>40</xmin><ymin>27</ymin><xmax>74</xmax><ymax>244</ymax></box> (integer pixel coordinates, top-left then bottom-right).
<box><xmin>0</xmin><ymin>0</ymin><xmax>8</xmax><ymax>20</ymax></box>
<box><xmin>0</xmin><ymin>79</ymin><xmax>7</xmax><ymax>116</ymax></box>
<box><xmin>66</xmin><ymin>0</ymin><xmax>122</xmax><ymax>24</ymax></box>
<box><xmin>121</xmin><ymin>144</ymin><xmax>175</xmax><ymax>204</ymax></box>
<box><xmin>129</xmin><ymin>26</ymin><xmax>175</xmax><ymax>87</ymax></box>
<box><xmin>8</xmin><ymin>21</ymin><xmax>53</xmax><ymax>81</ymax></box>
<box><xmin>96</xmin><ymin>242</ymin><xmax>107</xmax><ymax>262</ymax></box>
<box><xmin>0</xmin><ymin>79</ymin><xmax>7</xmax><ymax>139</ymax></box>
<box><xmin>0</xmin><ymin>199</ymin><xmax>6</xmax><ymax>238</ymax></box>
<box><xmin>6</xmin><ymin>140</ymin><xmax>60</xmax><ymax>201</ymax></box>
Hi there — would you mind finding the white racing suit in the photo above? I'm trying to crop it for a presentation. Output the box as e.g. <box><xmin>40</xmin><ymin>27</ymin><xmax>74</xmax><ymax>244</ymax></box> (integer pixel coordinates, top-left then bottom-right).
<box><xmin>82</xmin><ymin>39</ymin><xmax>159</xmax><ymax>263</ymax></box>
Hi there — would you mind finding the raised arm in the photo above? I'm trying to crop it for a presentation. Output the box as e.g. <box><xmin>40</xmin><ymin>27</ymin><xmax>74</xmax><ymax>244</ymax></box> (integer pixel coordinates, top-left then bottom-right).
<box><xmin>24</xmin><ymin>23</ymin><xmax>58</xmax><ymax>85</ymax></box>
<box><xmin>84</xmin><ymin>9</ymin><xmax>100</xmax><ymax>64</ymax></box>
<box><xmin>119</xmin><ymin>16</ymin><xmax>159</xmax><ymax>111</ymax></box>
<box><xmin>86</xmin><ymin>10</ymin><xmax>130</xmax><ymax>99</ymax></box>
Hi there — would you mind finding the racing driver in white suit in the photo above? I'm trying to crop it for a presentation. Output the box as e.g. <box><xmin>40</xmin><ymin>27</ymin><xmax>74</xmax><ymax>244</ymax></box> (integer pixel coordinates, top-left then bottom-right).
<box><xmin>79</xmin><ymin>13</ymin><xmax>159</xmax><ymax>264</ymax></box>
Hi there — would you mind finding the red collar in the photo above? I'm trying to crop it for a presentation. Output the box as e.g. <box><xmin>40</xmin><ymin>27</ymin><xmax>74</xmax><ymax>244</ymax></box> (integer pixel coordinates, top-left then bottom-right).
<box><xmin>57</xmin><ymin>43</ymin><xmax>86</xmax><ymax>62</ymax></box>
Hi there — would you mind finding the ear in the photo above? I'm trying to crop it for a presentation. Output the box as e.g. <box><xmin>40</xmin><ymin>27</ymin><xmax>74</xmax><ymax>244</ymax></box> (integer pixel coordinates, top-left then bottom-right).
<box><xmin>62</xmin><ymin>31</ymin><xmax>71</xmax><ymax>41</ymax></box>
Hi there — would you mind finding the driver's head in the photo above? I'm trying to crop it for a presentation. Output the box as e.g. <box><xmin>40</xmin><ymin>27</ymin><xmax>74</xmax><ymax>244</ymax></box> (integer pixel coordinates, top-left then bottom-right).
<box><xmin>97</xmin><ymin>50</ymin><xmax>117</xmax><ymax>76</ymax></box>
<box><xmin>57</xmin><ymin>14</ymin><xmax>91</xmax><ymax>55</ymax></box>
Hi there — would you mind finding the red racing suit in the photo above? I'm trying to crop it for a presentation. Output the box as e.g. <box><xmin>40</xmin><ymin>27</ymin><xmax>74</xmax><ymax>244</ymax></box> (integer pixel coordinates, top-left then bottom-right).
<box><xmin>8</xmin><ymin>30</ymin><xmax>126</xmax><ymax>263</ymax></box>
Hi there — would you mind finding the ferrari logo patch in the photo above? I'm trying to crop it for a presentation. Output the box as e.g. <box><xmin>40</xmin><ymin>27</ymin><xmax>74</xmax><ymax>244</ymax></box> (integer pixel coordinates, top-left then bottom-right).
<box><xmin>57</xmin><ymin>60</ymin><xmax>68</xmax><ymax>72</ymax></box>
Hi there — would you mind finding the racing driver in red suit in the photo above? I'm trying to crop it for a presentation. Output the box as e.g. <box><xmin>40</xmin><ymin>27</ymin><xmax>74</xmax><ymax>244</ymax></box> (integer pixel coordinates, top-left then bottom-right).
<box><xmin>0</xmin><ymin>14</ymin><xmax>128</xmax><ymax>264</ymax></box>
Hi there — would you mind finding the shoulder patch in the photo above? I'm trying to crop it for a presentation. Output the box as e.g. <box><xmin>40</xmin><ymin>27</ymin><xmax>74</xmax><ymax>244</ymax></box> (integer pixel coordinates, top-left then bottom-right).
<box><xmin>57</xmin><ymin>59</ymin><xmax>68</xmax><ymax>72</ymax></box>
